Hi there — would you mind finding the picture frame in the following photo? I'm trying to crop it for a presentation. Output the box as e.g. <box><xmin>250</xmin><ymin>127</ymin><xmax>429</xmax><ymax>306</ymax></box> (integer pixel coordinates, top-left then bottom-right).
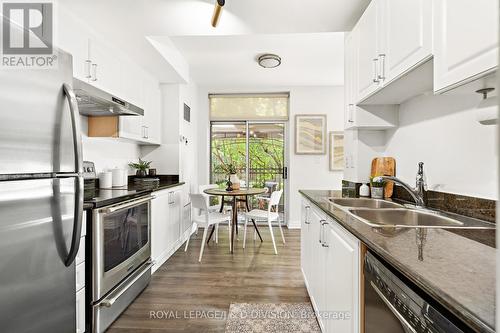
<box><xmin>295</xmin><ymin>114</ymin><xmax>327</xmax><ymax>155</ymax></box>
<box><xmin>329</xmin><ymin>131</ymin><xmax>344</xmax><ymax>171</ymax></box>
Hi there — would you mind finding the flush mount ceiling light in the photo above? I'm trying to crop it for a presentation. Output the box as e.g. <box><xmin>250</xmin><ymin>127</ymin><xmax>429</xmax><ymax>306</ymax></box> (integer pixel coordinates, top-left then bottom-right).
<box><xmin>258</xmin><ymin>54</ymin><xmax>282</xmax><ymax>68</ymax></box>
<box><xmin>211</xmin><ymin>0</ymin><xmax>225</xmax><ymax>27</ymax></box>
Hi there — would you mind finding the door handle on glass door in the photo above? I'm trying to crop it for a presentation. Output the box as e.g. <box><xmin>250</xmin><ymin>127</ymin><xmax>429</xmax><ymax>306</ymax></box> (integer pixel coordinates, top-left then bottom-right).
<box><xmin>63</xmin><ymin>84</ymin><xmax>84</xmax><ymax>266</ymax></box>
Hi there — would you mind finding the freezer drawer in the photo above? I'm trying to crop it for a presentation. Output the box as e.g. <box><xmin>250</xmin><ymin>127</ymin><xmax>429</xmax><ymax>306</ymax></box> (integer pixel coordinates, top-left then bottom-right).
<box><xmin>0</xmin><ymin>177</ymin><xmax>79</xmax><ymax>333</ymax></box>
<box><xmin>92</xmin><ymin>260</ymin><xmax>153</xmax><ymax>333</ymax></box>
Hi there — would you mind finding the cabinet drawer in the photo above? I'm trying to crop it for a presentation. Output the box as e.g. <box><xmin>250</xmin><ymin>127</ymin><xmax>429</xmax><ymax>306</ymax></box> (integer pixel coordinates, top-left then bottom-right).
<box><xmin>76</xmin><ymin>236</ymin><xmax>85</xmax><ymax>266</ymax></box>
<box><xmin>76</xmin><ymin>287</ymin><xmax>86</xmax><ymax>333</ymax></box>
<box><xmin>75</xmin><ymin>261</ymin><xmax>85</xmax><ymax>292</ymax></box>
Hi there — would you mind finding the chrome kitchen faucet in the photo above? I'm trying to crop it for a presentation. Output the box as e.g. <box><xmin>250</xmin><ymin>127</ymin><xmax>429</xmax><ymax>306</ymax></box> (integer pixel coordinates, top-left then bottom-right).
<box><xmin>373</xmin><ymin>162</ymin><xmax>426</xmax><ymax>207</ymax></box>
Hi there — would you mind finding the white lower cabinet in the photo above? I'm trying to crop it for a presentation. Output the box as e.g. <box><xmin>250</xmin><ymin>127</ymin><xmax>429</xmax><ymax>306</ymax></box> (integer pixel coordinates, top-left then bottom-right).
<box><xmin>151</xmin><ymin>185</ymin><xmax>189</xmax><ymax>273</ymax></box>
<box><xmin>301</xmin><ymin>199</ymin><xmax>360</xmax><ymax>333</ymax></box>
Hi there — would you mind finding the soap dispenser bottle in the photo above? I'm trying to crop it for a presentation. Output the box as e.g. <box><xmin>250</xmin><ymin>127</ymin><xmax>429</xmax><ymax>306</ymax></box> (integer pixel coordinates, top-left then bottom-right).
<box><xmin>359</xmin><ymin>183</ymin><xmax>370</xmax><ymax>197</ymax></box>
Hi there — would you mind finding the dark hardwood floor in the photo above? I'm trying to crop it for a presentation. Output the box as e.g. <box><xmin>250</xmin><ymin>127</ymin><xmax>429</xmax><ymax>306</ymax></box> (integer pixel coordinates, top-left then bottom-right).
<box><xmin>108</xmin><ymin>226</ymin><xmax>309</xmax><ymax>333</ymax></box>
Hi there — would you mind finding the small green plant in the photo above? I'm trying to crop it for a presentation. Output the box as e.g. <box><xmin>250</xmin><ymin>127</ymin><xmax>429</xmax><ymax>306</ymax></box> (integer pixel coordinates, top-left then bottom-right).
<box><xmin>370</xmin><ymin>176</ymin><xmax>385</xmax><ymax>188</ymax></box>
<box><xmin>215</xmin><ymin>163</ymin><xmax>237</xmax><ymax>175</ymax></box>
<box><xmin>128</xmin><ymin>158</ymin><xmax>152</xmax><ymax>172</ymax></box>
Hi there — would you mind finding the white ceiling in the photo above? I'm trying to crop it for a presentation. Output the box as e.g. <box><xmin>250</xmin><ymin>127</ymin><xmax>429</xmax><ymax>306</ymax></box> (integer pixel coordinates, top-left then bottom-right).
<box><xmin>58</xmin><ymin>0</ymin><xmax>369</xmax><ymax>85</ymax></box>
<box><xmin>168</xmin><ymin>33</ymin><xmax>345</xmax><ymax>86</ymax></box>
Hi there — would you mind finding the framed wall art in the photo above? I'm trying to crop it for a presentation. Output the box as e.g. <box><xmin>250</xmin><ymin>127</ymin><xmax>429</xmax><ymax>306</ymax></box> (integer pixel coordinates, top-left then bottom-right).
<box><xmin>329</xmin><ymin>131</ymin><xmax>344</xmax><ymax>171</ymax></box>
<box><xmin>295</xmin><ymin>114</ymin><xmax>327</xmax><ymax>155</ymax></box>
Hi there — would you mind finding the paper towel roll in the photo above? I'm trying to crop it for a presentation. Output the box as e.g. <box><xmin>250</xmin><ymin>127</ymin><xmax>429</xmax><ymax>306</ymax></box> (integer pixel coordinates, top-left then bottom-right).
<box><xmin>476</xmin><ymin>96</ymin><xmax>498</xmax><ymax>125</ymax></box>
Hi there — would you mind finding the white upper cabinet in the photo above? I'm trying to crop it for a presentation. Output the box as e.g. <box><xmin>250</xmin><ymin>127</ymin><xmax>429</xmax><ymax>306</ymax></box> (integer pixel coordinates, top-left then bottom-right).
<box><xmin>88</xmin><ymin>37</ymin><xmax>123</xmax><ymax>97</ymax></box>
<box><xmin>433</xmin><ymin>0</ymin><xmax>499</xmax><ymax>93</ymax></box>
<box><xmin>383</xmin><ymin>0</ymin><xmax>432</xmax><ymax>83</ymax></box>
<box><xmin>356</xmin><ymin>0</ymin><xmax>384</xmax><ymax>101</ymax></box>
<box><xmin>354</xmin><ymin>0</ymin><xmax>433</xmax><ymax>104</ymax></box>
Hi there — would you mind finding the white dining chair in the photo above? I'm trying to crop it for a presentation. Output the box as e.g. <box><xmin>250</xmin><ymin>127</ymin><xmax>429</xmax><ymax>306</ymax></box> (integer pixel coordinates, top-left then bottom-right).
<box><xmin>185</xmin><ymin>193</ymin><xmax>232</xmax><ymax>262</ymax></box>
<box><xmin>243</xmin><ymin>190</ymin><xmax>284</xmax><ymax>254</ymax></box>
<box><xmin>199</xmin><ymin>184</ymin><xmax>231</xmax><ymax>242</ymax></box>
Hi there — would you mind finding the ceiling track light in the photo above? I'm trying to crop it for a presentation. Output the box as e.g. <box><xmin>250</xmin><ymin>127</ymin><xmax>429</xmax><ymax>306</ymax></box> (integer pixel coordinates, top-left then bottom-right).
<box><xmin>258</xmin><ymin>54</ymin><xmax>282</xmax><ymax>68</ymax></box>
<box><xmin>211</xmin><ymin>0</ymin><xmax>225</xmax><ymax>28</ymax></box>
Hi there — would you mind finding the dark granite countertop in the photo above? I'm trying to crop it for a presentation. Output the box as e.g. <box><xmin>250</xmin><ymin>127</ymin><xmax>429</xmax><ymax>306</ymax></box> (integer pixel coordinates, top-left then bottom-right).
<box><xmin>84</xmin><ymin>180</ymin><xmax>185</xmax><ymax>209</ymax></box>
<box><xmin>299</xmin><ymin>189</ymin><xmax>496</xmax><ymax>333</ymax></box>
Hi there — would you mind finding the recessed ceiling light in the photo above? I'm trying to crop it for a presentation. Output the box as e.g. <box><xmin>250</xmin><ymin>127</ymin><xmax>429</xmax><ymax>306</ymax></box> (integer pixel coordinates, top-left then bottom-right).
<box><xmin>258</xmin><ymin>54</ymin><xmax>281</xmax><ymax>68</ymax></box>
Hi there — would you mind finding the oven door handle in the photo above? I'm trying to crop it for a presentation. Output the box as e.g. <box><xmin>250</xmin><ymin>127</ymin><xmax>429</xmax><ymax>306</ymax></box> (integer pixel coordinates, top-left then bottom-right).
<box><xmin>370</xmin><ymin>281</ymin><xmax>417</xmax><ymax>333</ymax></box>
<box><xmin>99</xmin><ymin>259</ymin><xmax>154</xmax><ymax>308</ymax></box>
<box><xmin>100</xmin><ymin>195</ymin><xmax>154</xmax><ymax>214</ymax></box>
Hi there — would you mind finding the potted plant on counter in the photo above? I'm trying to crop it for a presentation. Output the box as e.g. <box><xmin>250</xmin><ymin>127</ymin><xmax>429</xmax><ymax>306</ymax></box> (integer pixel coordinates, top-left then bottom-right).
<box><xmin>370</xmin><ymin>176</ymin><xmax>385</xmax><ymax>199</ymax></box>
<box><xmin>128</xmin><ymin>158</ymin><xmax>152</xmax><ymax>177</ymax></box>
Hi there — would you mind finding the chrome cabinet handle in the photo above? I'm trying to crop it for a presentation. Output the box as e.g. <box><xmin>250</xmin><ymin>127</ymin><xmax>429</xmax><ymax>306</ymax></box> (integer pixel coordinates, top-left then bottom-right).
<box><xmin>372</xmin><ymin>58</ymin><xmax>380</xmax><ymax>83</ymax></box>
<box><xmin>378</xmin><ymin>54</ymin><xmax>386</xmax><ymax>81</ymax></box>
<box><xmin>304</xmin><ymin>206</ymin><xmax>311</xmax><ymax>224</ymax></box>
<box><xmin>145</xmin><ymin>126</ymin><xmax>149</xmax><ymax>139</ymax></box>
<box><xmin>348</xmin><ymin>104</ymin><xmax>354</xmax><ymax>123</ymax></box>
<box><xmin>370</xmin><ymin>281</ymin><xmax>417</xmax><ymax>333</ymax></box>
<box><xmin>91</xmin><ymin>63</ymin><xmax>97</xmax><ymax>81</ymax></box>
<box><xmin>100</xmin><ymin>260</ymin><xmax>154</xmax><ymax>307</ymax></box>
<box><xmin>319</xmin><ymin>219</ymin><xmax>326</xmax><ymax>243</ymax></box>
<box><xmin>62</xmin><ymin>84</ymin><xmax>84</xmax><ymax>266</ymax></box>
<box><xmin>84</xmin><ymin>60</ymin><xmax>91</xmax><ymax>79</ymax></box>
<box><xmin>321</xmin><ymin>221</ymin><xmax>329</xmax><ymax>247</ymax></box>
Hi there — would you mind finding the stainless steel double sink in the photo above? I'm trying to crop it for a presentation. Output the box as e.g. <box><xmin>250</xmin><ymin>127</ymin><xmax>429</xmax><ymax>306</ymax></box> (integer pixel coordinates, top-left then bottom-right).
<box><xmin>328</xmin><ymin>198</ymin><xmax>494</xmax><ymax>230</ymax></box>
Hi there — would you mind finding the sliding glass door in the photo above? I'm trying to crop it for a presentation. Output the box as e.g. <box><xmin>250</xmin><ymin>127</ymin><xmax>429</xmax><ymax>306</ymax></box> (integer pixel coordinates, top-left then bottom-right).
<box><xmin>210</xmin><ymin>122</ymin><xmax>287</xmax><ymax>219</ymax></box>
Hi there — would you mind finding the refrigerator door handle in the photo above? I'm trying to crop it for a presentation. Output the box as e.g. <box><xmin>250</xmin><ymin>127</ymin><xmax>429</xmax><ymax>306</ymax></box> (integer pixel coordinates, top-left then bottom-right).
<box><xmin>63</xmin><ymin>83</ymin><xmax>83</xmax><ymax>174</ymax></box>
<box><xmin>63</xmin><ymin>83</ymin><xmax>84</xmax><ymax>266</ymax></box>
<box><xmin>64</xmin><ymin>175</ymin><xmax>83</xmax><ymax>266</ymax></box>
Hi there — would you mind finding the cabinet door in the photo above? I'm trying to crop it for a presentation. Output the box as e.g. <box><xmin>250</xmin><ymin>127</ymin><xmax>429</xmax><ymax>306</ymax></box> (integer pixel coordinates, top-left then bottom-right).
<box><xmin>384</xmin><ymin>0</ymin><xmax>432</xmax><ymax>83</ymax></box>
<box><xmin>57</xmin><ymin>11</ymin><xmax>90</xmax><ymax>82</ymax></box>
<box><xmin>76</xmin><ymin>288</ymin><xmax>85</xmax><ymax>333</ymax></box>
<box><xmin>151</xmin><ymin>191</ymin><xmax>170</xmax><ymax>270</ymax></box>
<box><xmin>433</xmin><ymin>0</ymin><xmax>499</xmax><ymax>92</ymax></box>
<box><xmin>169</xmin><ymin>190</ymin><xmax>182</xmax><ymax>246</ymax></box>
<box><xmin>356</xmin><ymin>0</ymin><xmax>383</xmax><ymax>101</ymax></box>
<box><xmin>324</xmin><ymin>222</ymin><xmax>359</xmax><ymax>333</ymax></box>
<box><xmin>88</xmin><ymin>37</ymin><xmax>122</xmax><ymax>97</ymax></box>
<box><xmin>142</xmin><ymin>79</ymin><xmax>162</xmax><ymax>145</ymax></box>
<box><xmin>344</xmin><ymin>30</ymin><xmax>357</xmax><ymax>129</ymax></box>
<box><xmin>300</xmin><ymin>200</ymin><xmax>311</xmax><ymax>282</ymax></box>
<box><xmin>119</xmin><ymin>116</ymin><xmax>144</xmax><ymax>141</ymax></box>
<box><xmin>309</xmin><ymin>207</ymin><xmax>326</xmax><ymax>328</ymax></box>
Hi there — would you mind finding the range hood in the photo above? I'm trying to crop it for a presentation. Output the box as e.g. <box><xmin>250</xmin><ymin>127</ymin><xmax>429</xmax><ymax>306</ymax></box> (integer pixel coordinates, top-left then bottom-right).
<box><xmin>73</xmin><ymin>78</ymin><xmax>144</xmax><ymax>116</ymax></box>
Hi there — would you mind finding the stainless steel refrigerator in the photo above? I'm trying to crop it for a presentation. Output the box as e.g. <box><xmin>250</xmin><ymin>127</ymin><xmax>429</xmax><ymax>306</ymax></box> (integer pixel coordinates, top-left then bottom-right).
<box><xmin>0</xmin><ymin>50</ymin><xmax>84</xmax><ymax>332</ymax></box>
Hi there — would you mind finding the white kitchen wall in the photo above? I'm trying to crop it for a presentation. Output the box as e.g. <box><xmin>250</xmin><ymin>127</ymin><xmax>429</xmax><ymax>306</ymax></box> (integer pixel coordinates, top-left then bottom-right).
<box><xmin>80</xmin><ymin>116</ymin><xmax>141</xmax><ymax>174</ymax></box>
<box><xmin>197</xmin><ymin>85</ymin><xmax>345</xmax><ymax>228</ymax></box>
<box><xmin>384</xmin><ymin>92</ymin><xmax>498</xmax><ymax>200</ymax></box>
<box><xmin>142</xmin><ymin>81</ymin><xmax>199</xmax><ymax>193</ymax></box>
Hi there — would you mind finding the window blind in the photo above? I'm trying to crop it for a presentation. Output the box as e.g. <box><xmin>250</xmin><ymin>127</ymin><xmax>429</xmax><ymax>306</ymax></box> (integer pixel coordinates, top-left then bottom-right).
<box><xmin>209</xmin><ymin>93</ymin><xmax>289</xmax><ymax>121</ymax></box>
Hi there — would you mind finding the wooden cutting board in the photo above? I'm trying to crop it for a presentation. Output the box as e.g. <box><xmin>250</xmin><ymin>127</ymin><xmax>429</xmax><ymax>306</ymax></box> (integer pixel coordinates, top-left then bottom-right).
<box><xmin>370</xmin><ymin>157</ymin><xmax>396</xmax><ymax>198</ymax></box>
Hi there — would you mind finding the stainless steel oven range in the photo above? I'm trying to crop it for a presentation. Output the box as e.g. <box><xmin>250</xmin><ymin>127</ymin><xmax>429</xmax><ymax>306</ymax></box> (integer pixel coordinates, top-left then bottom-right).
<box><xmin>364</xmin><ymin>252</ymin><xmax>465</xmax><ymax>333</ymax></box>
<box><xmin>91</xmin><ymin>195</ymin><xmax>154</xmax><ymax>333</ymax></box>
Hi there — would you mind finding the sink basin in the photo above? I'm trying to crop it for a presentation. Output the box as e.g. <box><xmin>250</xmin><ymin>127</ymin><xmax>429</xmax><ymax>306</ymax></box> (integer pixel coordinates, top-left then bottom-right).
<box><xmin>329</xmin><ymin>198</ymin><xmax>402</xmax><ymax>209</ymax></box>
<box><xmin>348</xmin><ymin>208</ymin><xmax>495</xmax><ymax>229</ymax></box>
